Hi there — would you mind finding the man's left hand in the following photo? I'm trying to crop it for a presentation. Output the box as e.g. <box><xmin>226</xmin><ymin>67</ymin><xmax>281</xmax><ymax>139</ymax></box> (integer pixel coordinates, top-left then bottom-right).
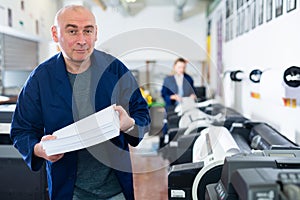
<box><xmin>113</xmin><ymin>105</ymin><xmax>135</xmax><ymax>132</ymax></box>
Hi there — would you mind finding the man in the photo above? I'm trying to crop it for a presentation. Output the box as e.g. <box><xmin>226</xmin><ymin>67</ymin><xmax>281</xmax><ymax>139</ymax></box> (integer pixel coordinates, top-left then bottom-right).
<box><xmin>10</xmin><ymin>5</ymin><xmax>150</xmax><ymax>200</ymax></box>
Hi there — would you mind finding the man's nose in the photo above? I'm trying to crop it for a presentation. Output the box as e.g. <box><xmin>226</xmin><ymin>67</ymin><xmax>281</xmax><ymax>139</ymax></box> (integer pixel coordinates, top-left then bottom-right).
<box><xmin>76</xmin><ymin>32</ymin><xmax>86</xmax><ymax>45</ymax></box>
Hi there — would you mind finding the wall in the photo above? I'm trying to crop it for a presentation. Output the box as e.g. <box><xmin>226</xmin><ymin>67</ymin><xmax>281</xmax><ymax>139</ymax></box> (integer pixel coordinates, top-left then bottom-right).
<box><xmin>207</xmin><ymin>0</ymin><xmax>300</xmax><ymax>143</ymax></box>
<box><xmin>90</xmin><ymin>2</ymin><xmax>209</xmax><ymax>102</ymax></box>
<box><xmin>0</xmin><ymin>0</ymin><xmax>58</xmax><ymax>62</ymax></box>
<box><xmin>1</xmin><ymin>0</ymin><xmax>209</xmax><ymax>99</ymax></box>
<box><xmin>91</xmin><ymin>3</ymin><xmax>208</xmax><ymax>61</ymax></box>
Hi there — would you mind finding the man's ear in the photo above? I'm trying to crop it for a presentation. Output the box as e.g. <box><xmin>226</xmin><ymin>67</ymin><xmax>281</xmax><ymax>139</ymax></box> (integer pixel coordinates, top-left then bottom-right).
<box><xmin>51</xmin><ymin>26</ymin><xmax>58</xmax><ymax>42</ymax></box>
<box><xmin>95</xmin><ymin>25</ymin><xmax>98</xmax><ymax>41</ymax></box>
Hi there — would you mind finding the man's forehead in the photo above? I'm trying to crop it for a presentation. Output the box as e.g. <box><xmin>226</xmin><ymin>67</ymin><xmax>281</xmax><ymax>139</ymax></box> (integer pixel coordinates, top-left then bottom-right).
<box><xmin>58</xmin><ymin>8</ymin><xmax>95</xmax><ymax>25</ymax></box>
<box><xmin>64</xmin><ymin>23</ymin><xmax>95</xmax><ymax>30</ymax></box>
<box><xmin>59</xmin><ymin>16</ymin><xmax>96</xmax><ymax>28</ymax></box>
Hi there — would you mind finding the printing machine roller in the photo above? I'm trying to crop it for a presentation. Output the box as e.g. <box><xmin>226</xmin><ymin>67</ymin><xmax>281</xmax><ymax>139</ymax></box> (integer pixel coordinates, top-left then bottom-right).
<box><xmin>168</xmin><ymin>123</ymin><xmax>299</xmax><ymax>200</ymax></box>
<box><xmin>168</xmin><ymin>126</ymin><xmax>241</xmax><ymax>200</ymax></box>
<box><xmin>160</xmin><ymin>103</ymin><xmax>249</xmax><ymax>163</ymax></box>
<box><xmin>162</xmin><ymin>118</ymin><xmax>295</xmax><ymax>166</ymax></box>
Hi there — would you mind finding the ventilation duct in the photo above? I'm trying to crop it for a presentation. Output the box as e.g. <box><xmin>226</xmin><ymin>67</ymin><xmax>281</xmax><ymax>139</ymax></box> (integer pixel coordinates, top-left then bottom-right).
<box><xmin>174</xmin><ymin>0</ymin><xmax>188</xmax><ymax>21</ymax></box>
<box><xmin>92</xmin><ymin>0</ymin><xmax>107</xmax><ymax>10</ymax></box>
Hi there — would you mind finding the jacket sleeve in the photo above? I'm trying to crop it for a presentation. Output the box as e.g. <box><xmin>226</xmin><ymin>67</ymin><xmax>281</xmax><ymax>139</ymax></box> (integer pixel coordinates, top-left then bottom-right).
<box><xmin>161</xmin><ymin>77</ymin><xmax>174</xmax><ymax>106</ymax></box>
<box><xmin>184</xmin><ymin>74</ymin><xmax>196</xmax><ymax>96</ymax></box>
<box><xmin>108</xmin><ymin>59</ymin><xmax>151</xmax><ymax>147</ymax></box>
<box><xmin>188</xmin><ymin>77</ymin><xmax>195</xmax><ymax>95</ymax></box>
<box><xmin>10</xmin><ymin>73</ymin><xmax>45</xmax><ymax>171</ymax></box>
<box><xmin>126</xmin><ymin>87</ymin><xmax>151</xmax><ymax>147</ymax></box>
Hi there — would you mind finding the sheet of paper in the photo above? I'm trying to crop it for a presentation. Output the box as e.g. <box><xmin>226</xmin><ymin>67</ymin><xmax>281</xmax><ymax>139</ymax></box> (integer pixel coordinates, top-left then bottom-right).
<box><xmin>42</xmin><ymin>104</ymin><xmax>120</xmax><ymax>156</ymax></box>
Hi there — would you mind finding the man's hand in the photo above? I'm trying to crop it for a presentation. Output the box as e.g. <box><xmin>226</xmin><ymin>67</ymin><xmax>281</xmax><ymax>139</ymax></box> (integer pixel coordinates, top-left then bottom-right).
<box><xmin>34</xmin><ymin>135</ymin><xmax>64</xmax><ymax>162</ymax></box>
<box><xmin>190</xmin><ymin>94</ymin><xmax>197</xmax><ymax>100</ymax></box>
<box><xmin>170</xmin><ymin>94</ymin><xmax>182</xmax><ymax>102</ymax></box>
<box><xmin>114</xmin><ymin>105</ymin><xmax>135</xmax><ymax>132</ymax></box>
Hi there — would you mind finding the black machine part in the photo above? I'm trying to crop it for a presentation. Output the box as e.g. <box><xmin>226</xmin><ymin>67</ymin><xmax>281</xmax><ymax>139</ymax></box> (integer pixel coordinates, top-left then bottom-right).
<box><xmin>161</xmin><ymin>126</ymin><xmax>206</xmax><ymax>164</ymax></box>
<box><xmin>283</xmin><ymin>66</ymin><xmax>300</xmax><ymax>87</ymax></box>
<box><xmin>0</xmin><ymin>145</ymin><xmax>48</xmax><ymax>200</ymax></box>
<box><xmin>197</xmin><ymin>165</ymin><xmax>223</xmax><ymax>200</ymax></box>
<box><xmin>215</xmin><ymin>150</ymin><xmax>300</xmax><ymax>200</ymax></box>
<box><xmin>249</xmin><ymin>69</ymin><xmax>263</xmax><ymax>83</ymax></box>
<box><xmin>231</xmin><ymin>168</ymin><xmax>300</xmax><ymax>200</ymax></box>
<box><xmin>0</xmin><ymin>111</ymin><xmax>13</xmax><ymax>123</ymax></box>
<box><xmin>230</xmin><ymin>70</ymin><xmax>244</xmax><ymax>82</ymax></box>
<box><xmin>171</xmin><ymin>132</ymin><xmax>201</xmax><ymax>165</ymax></box>
<box><xmin>247</xmin><ymin>123</ymin><xmax>298</xmax><ymax>150</ymax></box>
<box><xmin>168</xmin><ymin>161</ymin><xmax>223</xmax><ymax>200</ymax></box>
<box><xmin>168</xmin><ymin>162</ymin><xmax>204</xmax><ymax>199</ymax></box>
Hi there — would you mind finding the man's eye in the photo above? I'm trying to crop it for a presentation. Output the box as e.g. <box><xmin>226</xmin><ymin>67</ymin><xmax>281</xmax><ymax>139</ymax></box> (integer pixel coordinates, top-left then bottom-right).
<box><xmin>68</xmin><ymin>30</ymin><xmax>77</xmax><ymax>35</ymax></box>
<box><xmin>84</xmin><ymin>30</ymin><xmax>93</xmax><ymax>34</ymax></box>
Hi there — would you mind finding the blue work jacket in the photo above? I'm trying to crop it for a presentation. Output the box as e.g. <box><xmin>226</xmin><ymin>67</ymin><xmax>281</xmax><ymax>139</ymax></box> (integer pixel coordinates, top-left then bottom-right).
<box><xmin>161</xmin><ymin>73</ymin><xmax>195</xmax><ymax>107</ymax></box>
<box><xmin>10</xmin><ymin>50</ymin><xmax>150</xmax><ymax>200</ymax></box>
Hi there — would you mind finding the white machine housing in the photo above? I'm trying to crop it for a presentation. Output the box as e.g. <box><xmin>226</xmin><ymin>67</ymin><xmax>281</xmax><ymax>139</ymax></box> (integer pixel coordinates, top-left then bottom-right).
<box><xmin>191</xmin><ymin>125</ymin><xmax>241</xmax><ymax>200</ymax></box>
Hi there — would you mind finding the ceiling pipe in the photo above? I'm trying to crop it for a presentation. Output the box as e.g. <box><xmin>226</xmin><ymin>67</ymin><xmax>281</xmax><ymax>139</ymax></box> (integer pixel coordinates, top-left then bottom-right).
<box><xmin>92</xmin><ymin>0</ymin><xmax>107</xmax><ymax>10</ymax></box>
<box><xmin>174</xmin><ymin>0</ymin><xmax>188</xmax><ymax>21</ymax></box>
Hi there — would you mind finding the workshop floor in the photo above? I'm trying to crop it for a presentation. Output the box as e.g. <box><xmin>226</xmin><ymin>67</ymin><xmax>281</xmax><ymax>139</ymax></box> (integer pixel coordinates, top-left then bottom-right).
<box><xmin>131</xmin><ymin>134</ymin><xmax>169</xmax><ymax>200</ymax></box>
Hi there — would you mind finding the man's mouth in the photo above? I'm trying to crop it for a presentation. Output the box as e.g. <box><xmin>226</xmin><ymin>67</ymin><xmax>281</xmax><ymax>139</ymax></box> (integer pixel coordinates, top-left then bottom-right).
<box><xmin>74</xmin><ymin>49</ymin><xmax>87</xmax><ymax>53</ymax></box>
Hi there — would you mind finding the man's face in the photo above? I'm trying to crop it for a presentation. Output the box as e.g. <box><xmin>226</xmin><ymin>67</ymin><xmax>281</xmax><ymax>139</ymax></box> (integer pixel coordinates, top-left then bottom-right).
<box><xmin>51</xmin><ymin>8</ymin><xmax>97</xmax><ymax>64</ymax></box>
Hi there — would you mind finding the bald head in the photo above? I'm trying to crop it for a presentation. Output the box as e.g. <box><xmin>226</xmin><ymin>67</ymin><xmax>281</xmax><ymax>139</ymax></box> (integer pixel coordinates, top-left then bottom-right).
<box><xmin>54</xmin><ymin>5</ymin><xmax>96</xmax><ymax>27</ymax></box>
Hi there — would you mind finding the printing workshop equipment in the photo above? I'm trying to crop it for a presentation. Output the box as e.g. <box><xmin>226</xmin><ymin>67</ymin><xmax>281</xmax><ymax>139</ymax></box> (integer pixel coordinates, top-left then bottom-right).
<box><xmin>163</xmin><ymin>111</ymin><xmax>297</xmax><ymax>167</ymax></box>
<box><xmin>205</xmin><ymin>149</ymin><xmax>300</xmax><ymax>200</ymax></box>
<box><xmin>231</xmin><ymin>168</ymin><xmax>300</xmax><ymax>200</ymax></box>
<box><xmin>168</xmin><ymin>121</ymin><xmax>299</xmax><ymax>200</ymax></box>
<box><xmin>0</xmin><ymin>104</ymin><xmax>48</xmax><ymax>200</ymax></box>
<box><xmin>161</xmin><ymin>105</ymin><xmax>249</xmax><ymax>165</ymax></box>
<box><xmin>170</xmin><ymin>117</ymin><xmax>250</xmax><ymax>165</ymax></box>
<box><xmin>168</xmin><ymin>161</ymin><xmax>204</xmax><ymax>199</ymax></box>
<box><xmin>0</xmin><ymin>104</ymin><xmax>15</xmax><ymax>144</ymax></box>
<box><xmin>245</xmin><ymin>121</ymin><xmax>297</xmax><ymax>150</ymax></box>
<box><xmin>159</xmin><ymin>122</ymin><xmax>206</xmax><ymax>164</ymax></box>
<box><xmin>166</xmin><ymin>98</ymin><xmax>219</xmax><ymax>131</ymax></box>
<box><xmin>0</xmin><ymin>104</ymin><xmax>14</xmax><ymax>123</ymax></box>
<box><xmin>282</xmin><ymin>66</ymin><xmax>300</xmax><ymax>108</ymax></box>
<box><xmin>0</xmin><ymin>145</ymin><xmax>48</xmax><ymax>200</ymax></box>
<box><xmin>160</xmin><ymin>102</ymin><xmax>248</xmax><ymax>161</ymax></box>
<box><xmin>168</xmin><ymin>126</ymin><xmax>241</xmax><ymax>200</ymax></box>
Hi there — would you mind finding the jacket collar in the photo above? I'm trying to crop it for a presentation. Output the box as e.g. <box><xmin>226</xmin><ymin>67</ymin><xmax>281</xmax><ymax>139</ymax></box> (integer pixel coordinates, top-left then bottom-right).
<box><xmin>53</xmin><ymin>53</ymin><xmax>73</xmax><ymax>109</ymax></box>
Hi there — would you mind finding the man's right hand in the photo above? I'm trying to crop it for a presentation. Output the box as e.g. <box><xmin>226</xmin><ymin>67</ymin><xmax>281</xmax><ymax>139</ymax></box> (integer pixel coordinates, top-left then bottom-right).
<box><xmin>34</xmin><ymin>135</ymin><xmax>64</xmax><ymax>162</ymax></box>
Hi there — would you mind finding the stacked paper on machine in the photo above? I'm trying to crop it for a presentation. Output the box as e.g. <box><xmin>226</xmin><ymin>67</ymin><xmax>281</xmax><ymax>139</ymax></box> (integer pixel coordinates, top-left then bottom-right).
<box><xmin>42</xmin><ymin>105</ymin><xmax>120</xmax><ymax>156</ymax></box>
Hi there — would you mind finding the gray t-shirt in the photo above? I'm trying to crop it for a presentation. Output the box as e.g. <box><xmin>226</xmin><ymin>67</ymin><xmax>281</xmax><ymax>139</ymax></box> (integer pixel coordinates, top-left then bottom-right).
<box><xmin>68</xmin><ymin>66</ymin><xmax>123</xmax><ymax>199</ymax></box>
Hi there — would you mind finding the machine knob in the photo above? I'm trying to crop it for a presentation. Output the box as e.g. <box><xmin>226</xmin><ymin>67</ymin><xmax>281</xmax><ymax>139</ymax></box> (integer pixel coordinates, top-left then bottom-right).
<box><xmin>249</xmin><ymin>69</ymin><xmax>263</xmax><ymax>83</ymax></box>
<box><xmin>283</xmin><ymin>66</ymin><xmax>300</xmax><ymax>87</ymax></box>
<box><xmin>230</xmin><ymin>70</ymin><xmax>244</xmax><ymax>82</ymax></box>
<box><xmin>251</xmin><ymin>135</ymin><xmax>261</xmax><ymax>149</ymax></box>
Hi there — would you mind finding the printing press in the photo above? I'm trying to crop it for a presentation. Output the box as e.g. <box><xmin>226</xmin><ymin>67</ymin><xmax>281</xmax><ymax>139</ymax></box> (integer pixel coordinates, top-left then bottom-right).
<box><xmin>167</xmin><ymin>111</ymin><xmax>298</xmax><ymax>200</ymax></box>
<box><xmin>230</xmin><ymin>168</ymin><xmax>300</xmax><ymax>200</ymax></box>
<box><xmin>205</xmin><ymin>149</ymin><xmax>300</xmax><ymax>200</ymax></box>
<box><xmin>168</xmin><ymin>125</ymin><xmax>241</xmax><ymax>199</ymax></box>
<box><xmin>0</xmin><ymin>104</ymin><xmax>48</xmax><ymax>200</ymax></box>
<box><xmin>0</xmin><ymin>104</ymin><xmax>15</xmax><ymax>145</ymax></box>
<box><xmin>160</xmin><ymin>98</ymin><xmax>249</xmax><ymax>164</ymax></box>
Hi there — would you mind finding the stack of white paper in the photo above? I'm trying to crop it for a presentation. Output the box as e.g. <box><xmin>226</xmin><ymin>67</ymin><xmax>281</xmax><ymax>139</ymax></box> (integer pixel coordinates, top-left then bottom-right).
<box><xmin>42</xmin><ymin>105</ymin><xmax>120</xmax><ymax>156</ymax></box>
